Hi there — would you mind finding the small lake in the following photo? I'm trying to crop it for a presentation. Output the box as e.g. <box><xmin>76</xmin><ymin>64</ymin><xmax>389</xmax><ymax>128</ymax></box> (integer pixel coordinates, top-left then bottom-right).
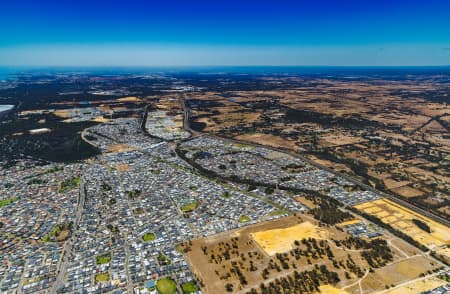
<box><xmin>0</xmin><ymin>105</ymin><xmax>14</xmax><ymax>113</ymax></box>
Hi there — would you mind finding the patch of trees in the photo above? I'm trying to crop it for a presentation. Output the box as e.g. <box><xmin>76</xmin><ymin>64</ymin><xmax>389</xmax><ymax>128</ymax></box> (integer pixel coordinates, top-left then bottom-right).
<box><xmin>284</xmin><ymin>107</ymin><xmax>382</xmax><ymax>130</ymax></box>
<box><xmin>126</xmin><ymin>189</ymin><xmax>141</xmax><ymax>199</ymax></box>
<box><xmin>275</xmin><ymin>253</ymin><xmax>290</xmax><ymax>270</ymax></box>
<box><xmin>281</xmin><ymin>163</ymin><xmax>307</xmax><ymax>173</ymax></box>
<box><xmin>430</xmin><ymin>251</ymin><xmax>450</xmax><ymax>267</ymax></box>
<box><xmin>27</xmin><ymin>178</ymin><xmax>48</xmax><ymax>185</ymax></box>
<box><xmin>230</xmin><ymin>261</ymin><xmax>248</xmax><ymax>286</ymax></box>
<box><xmin>225</xmin><ymin>283</ymin><xmax>233</xmax><ymax>292</ymax></box>
<box><xmin>335</xmin><ymin>236</ymin><xmax>388</xmax><ymax>252</ymax></box>
<box><xmin>249</xmin><ymin>266</ymin><xmax>340</xmax><ymax>294</ymax></box>
<box><xmin>0</xmin><ymin>113</ymin><xmax>100</xmax><ymax>163</ymax></box>
<box><xmin>360</xmin><ymin>239</ymin><xmax>393</xmax><ymax>268</ymax></box>
<box><xmin>307</xmin><ymin>197</ymin><xmax>352</xmax><ymax>225</ymax></box>
<box><xmin>101</xmin><ymin>183</ymin><xmax>112</xmax><ymax>191</ymax></box>
<box><xmin>41</xmin><ymin>222</ymin><xmax>73</xmax><ymax>242</ymax></box>
<box><xmin>157</xmin><ymin>254</ymin><xmax>171</xmax><ymax>266</ymax></box>
<box><xmin>344</xmin><ymin>255</ymin><xmax>365</xmax><ymax>278</ymax></box>
<box><xmin>178</xmin><ymin>240</ymin><xmax>193</xmax><ymax>253</ymax></box>
<box><xmin>190</xmin><ymin>121</ymin><xmax>207</xmax><ymax>132</ymax></box>
<box><xmin>204</xmin><ymin>238</ymin><xmax>241</xmax><ymax>264</ymax></box>
<box><xmin>412</xmin><ymin>218</ymin><xmax>432</xmax><ymax>233</ymax></box>
<box><xmin>288</xmin><ymin>238</ymin><xmax>335</xmax><ymax>263</ymax></box>
<box><xmin>264</xmin><ymin>186</ymin><xmax>274</xmax><ymax>194</ymax></box>
<box><xmin>106</xmin><ymin>223</ymin><xmax>120</xmax><ymax>234</ymax></box>
<box><xmin>59</xmin><ymin>177</ymin><xmax>81</xmax><ymax>193</ymax></box>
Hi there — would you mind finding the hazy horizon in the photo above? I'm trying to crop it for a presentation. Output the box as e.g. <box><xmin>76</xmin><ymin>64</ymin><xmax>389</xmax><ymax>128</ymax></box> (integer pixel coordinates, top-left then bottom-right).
<box><xmin>1</xmin><ymin>0</ymin><xmax>450</xmax><ymax>66</ymax></box>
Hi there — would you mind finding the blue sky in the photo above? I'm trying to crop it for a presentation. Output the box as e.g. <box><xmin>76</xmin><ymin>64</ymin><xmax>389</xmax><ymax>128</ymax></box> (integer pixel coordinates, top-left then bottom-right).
<box><xmin>0</xmin><ymin>0</ymin><xmax>449</xmax><ymax>66</ymax></box>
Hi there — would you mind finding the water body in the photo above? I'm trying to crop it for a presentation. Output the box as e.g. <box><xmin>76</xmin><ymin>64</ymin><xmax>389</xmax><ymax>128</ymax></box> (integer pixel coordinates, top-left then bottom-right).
<box><xmin>0</xmin><ymin>105</ymin><xmax>14</xmax><ymax>113</ymax></box>
<box><xmin>0</xmin><ymin>68</ymin><xmax>18</xmax><ymax>80</ymax></box>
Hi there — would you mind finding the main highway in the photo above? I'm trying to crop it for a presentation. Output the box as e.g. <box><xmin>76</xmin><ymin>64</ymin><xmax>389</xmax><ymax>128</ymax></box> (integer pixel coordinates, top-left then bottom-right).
<box><xmin>52</xmin><ymin>178</ymin><xmax>86</xmax><ymax>293</ymax></box>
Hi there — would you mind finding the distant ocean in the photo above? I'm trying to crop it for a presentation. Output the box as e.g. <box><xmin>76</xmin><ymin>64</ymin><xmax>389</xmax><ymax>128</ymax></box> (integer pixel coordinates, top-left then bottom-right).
<box><xmin>1</xmin><ymin>66</ymin><xmax>450</xmax><ymax>78</ymax></box>
<box><xmin>0</xmin><ymin>68</ymin><xmax>18</xmax><ymax>80</ymax></box>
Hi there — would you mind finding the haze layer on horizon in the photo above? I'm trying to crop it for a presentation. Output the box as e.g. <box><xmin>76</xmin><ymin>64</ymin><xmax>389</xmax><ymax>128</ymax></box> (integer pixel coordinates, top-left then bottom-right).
<box><xmin>0</xmin><ymin>0</ymin><xmax>449</xmax><ymax>66</ymax></box>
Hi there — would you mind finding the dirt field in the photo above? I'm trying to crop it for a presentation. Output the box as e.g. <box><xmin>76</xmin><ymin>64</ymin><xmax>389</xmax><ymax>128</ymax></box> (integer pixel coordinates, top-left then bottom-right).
<box><xmin>92</xmin><ymin>116</ymin><xmax>110</xmax><ymax>123</ymax></box>
<box><xmin>384</xmin><ymin>276</ymin><xmax>446</xmax><ymax>294</ymax></box>
<box><xmin>106</xmin><ymin>144</ymin><xmax>135</xmax><ymax>153</ymax></box>
<box><xmin>251</xmin><ymin>221</ymin><xmax>329</xmax><ymax>256</ymax></box>
<box><xmin>359</xmin><ymin>255</ymin><xmax>442</xmax><ymax>293</ymax></box>
<box><xmin>306</xmin><ymin>155</ymin><xmax>354</xmax><ymax>174</ymax></box>
<box><xmin>354</xmin><ymin>199</ymin><xmax>450</xmax><ymax>255</ymax></box>
<box><xmin>318</xmin><ymin>285</ymin><xmax>349</xmax><ymax>294</ymax></box>
<box><xmin>55</xmin><ymin>229</ymin><xmax>71</xmax><ymax>242</ymax></box>
<box><xmin>114</xmin><ymin>164</ymin><xmax>129</xmax><ymax>172</ymax></box>
<box><xmin>264</xmin><ymin>150</ymin><xmax>289</xmax><ymax>160</ymax></box>
<box><xmin>391</xmin><ymin>185</ymin><xmax>424</xmax><ymax>198</ymax></box>
<box><xmin>438</xmin><ymin>205</ymin><xmax>450</xmax><ymax>215</ymax></box>
<box><xmin>320</xmin><ymin>134</ymin><xmax>367</xmax><ymax>147</ymax></box>
<box><xmin>382</xmin><ymin>178</ymin><xmax>411</xmax><ymax>190</ymax></box>
<box><xmin>200</xmin><ymin>112</ymin><xmax>261</xmax><ymax>132</ymax></box>
<box><xmin>294</xmin><ymin>196</ymin><xmax>316</xmax><ymax>209</ymax></box>
<box><xmin>116</xmin><ymin>96</ymin><xmax>142</xmax><ymax>102</ymax></box>
<box><xmin>53</xmin><ymin>109</ymin><xmax>72</xmax><ymax>118</ymax></box>
<box><xmin>234</xmin><ymin>133</ymin><xmax>298</xmax><ymax>150</ymax></box>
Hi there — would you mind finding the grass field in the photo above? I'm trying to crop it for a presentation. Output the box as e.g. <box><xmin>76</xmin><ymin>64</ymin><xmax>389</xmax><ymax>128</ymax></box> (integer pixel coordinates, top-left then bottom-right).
<box><xmin>96</xmin><ymin>253</ymin><xmax>112</xmax><ymax>265</ymax></box>
<box><xmin>0</xmin><ymin>197</ymin><xmax>17</xmax><ymax>208</ymax></box>
<box><xmin>181</xmin><ymin>281</ymin><xmax>198</xmax><ymax>293</ymax></box>
<box><xmin>142</xmin><ymin>232</ymin><xmax>156</xmax><ymax>242</ymax></box>
<box><xmin>95</xmin><ymin>273</ymin><xmax>110</xmax><ymax>283</ymax></box>
<box><xmin>59</xmin><ymin>177</ymin><xmax>80</xmax><ymax>193</ymax></box>
<box><xmin>251</xmin><ymin>221</ymin><xmax>329</xmax><ymax>255</ymax></box>
<box><xmin>156</xmin><ymin>278</ymin><xmax>177</xmax><ymax>294</ymax></box>
<box><xmin>239</xmin><ymin>215</ymin><xmax>251</xmax><ymax>223</ymax></box>
<box><xmin>157</xmin><ymin>254</ymin><xmax>172</xmax><ymax>266</ymax></box>
<box><xmin>355</xmin><ymin>199</ymin><xmax>450</xmax><ymax>256</ymax></box>
<box><xmin>182</xmin><ymin>201</ymin><xmax>198</xmax><ymax>212</ymax></box>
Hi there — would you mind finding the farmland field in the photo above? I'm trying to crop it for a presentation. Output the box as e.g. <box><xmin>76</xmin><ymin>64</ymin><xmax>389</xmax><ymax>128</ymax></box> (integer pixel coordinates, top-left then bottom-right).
<box><xmin>354</xmin><ymin>199</ymin><xmax>450</xmax><ymax>258</ymax></box>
